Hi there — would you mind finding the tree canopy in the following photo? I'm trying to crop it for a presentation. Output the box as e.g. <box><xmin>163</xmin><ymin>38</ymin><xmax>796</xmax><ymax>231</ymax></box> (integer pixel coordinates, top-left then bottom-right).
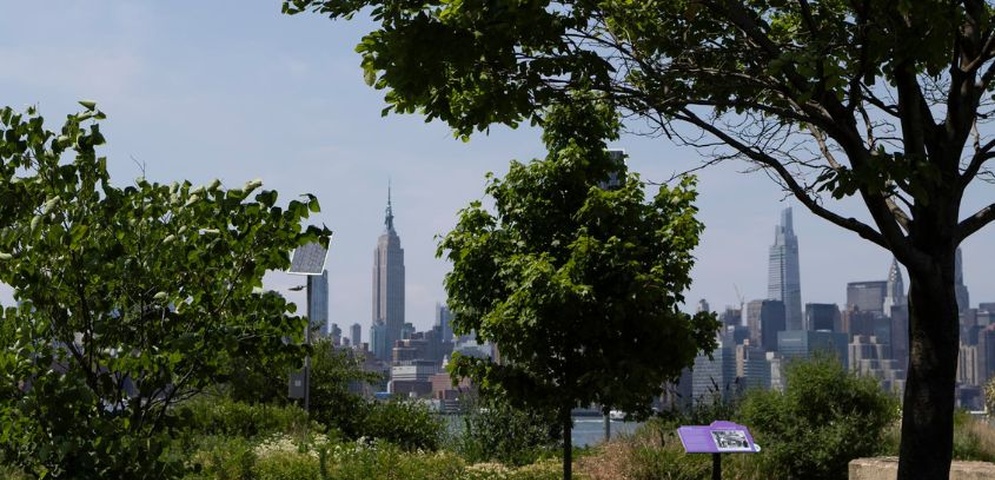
<box><xmin>284</xmin><ymin>1</ymin><xmax>995</xmax><ymax>477</ymax></box>
<box><xmin>437</xmin><ymin>96</ymin><xmax>718</xmax><ymax>479</ymax></box>
<box><xmin>0</xmin><ymin>104</ymin><xmax>330</xmax><ymax>478</ymax></box>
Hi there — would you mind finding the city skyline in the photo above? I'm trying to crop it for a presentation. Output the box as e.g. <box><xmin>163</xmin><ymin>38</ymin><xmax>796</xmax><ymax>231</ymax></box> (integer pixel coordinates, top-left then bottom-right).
<box><xmin>4</xmin><ymin>4</ymin><xmax>995</xmax><ymax>333</ymax></box>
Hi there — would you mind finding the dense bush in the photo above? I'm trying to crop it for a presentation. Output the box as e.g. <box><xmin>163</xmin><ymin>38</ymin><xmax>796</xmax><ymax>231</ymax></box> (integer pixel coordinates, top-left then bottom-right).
<box><xmin>357</xmin><ymin>399</ymin><xmax>444</xmax><ymax>451</ymax></box>
<box><xmin>737</xmin><ymin>355</ymin><xmax>899</xmax><ymax>480</ymax></box>
<box><xmin>449</xmin><ymin>394</ymin><xmax>561</xmax><ymax>466</ymax></box>
<box><xmin>178</xmin><ymin>395</ymin><xmax>314</xmax><ymax>440</ymax></box>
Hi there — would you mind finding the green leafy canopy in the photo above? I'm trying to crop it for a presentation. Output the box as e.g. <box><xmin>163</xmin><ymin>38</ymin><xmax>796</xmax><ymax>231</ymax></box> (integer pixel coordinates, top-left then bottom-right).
<box><xmin>437</xmin><ymin>95</ymin><xmax>719</xmax><ymax>418</ymax></box>
<box><xmin>0</xmin><ymin>103</ymin><xmax>331</xmax><ymax>478</ymax></box>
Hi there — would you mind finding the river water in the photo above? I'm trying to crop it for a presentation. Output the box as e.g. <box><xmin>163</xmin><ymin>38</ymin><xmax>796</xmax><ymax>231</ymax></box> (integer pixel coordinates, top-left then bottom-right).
<box><xmin>571</xmin><ymin>416</ymin><xmax>643</xmax><ymax>447</ymax></box>
<box><xmin>445</xmin><ymin>415</ymin><xmax>644</xmax><ymax>448</ymax></box>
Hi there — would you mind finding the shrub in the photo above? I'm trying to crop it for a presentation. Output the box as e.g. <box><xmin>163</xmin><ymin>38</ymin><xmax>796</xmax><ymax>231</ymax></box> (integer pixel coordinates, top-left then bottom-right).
<box><xmin>952</xmin><ymin>410</ymin><xmax>995</xmax><ymax>462</ymax></box>
<box><xmin>737</xmin><ymin>355</ymin><xmax>899</xmax><ymax>480</ymax></box>
<box><xmin>358</xmin><ymin>399</ymin><xmax>444</xmax><ymax>451</ymax></box>
<box><xmin>449</xmin><ymin>394</ymin><xmax>561</xmax><ymax>466</ymax></box>
<box><xmin>178</xmin><ymin>395</ymin><xmax>312</xmax><ymax>440</ymax></box>
<box><xmin>254</xmin><ymin>450</ymin><xmax>320</xmax><ymax>480</ymax></box>
<box><xmin>186</xmin><ymin>435</ymin><xmax>257</xmax><ymax>480</ymax></box>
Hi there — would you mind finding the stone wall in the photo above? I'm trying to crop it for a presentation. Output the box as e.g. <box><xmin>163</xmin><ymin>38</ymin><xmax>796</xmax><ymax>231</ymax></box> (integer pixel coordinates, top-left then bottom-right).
<box><xmin>849</xmin><ymin>457</ymin><xmax>995</xmax><ymax>479</ymax></box>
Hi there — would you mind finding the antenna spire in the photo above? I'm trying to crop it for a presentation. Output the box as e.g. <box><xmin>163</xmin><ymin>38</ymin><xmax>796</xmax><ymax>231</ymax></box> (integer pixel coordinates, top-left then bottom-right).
<box><xmin>385</xmin><ymin>180</ymin><xmax>395</xmax><ymax>232</ymax></box>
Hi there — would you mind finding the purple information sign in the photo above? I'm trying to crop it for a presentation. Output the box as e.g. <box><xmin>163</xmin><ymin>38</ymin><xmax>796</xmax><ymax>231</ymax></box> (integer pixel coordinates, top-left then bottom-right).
<box><xmin>677</xmin><ymin>421</ymin><xmax>759</xmax><ymax>453</ymax></box>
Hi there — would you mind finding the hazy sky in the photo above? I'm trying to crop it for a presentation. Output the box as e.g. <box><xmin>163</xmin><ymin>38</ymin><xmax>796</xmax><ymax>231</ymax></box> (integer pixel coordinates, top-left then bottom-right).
<box><xmin>2</xmin><ymin>2</ymin><xmax>994</xmax><ymax>332</ymax></box>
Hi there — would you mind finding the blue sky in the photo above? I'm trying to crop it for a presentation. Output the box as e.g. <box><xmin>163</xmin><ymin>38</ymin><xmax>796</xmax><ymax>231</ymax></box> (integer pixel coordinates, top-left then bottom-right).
<box><xmin>2</xmin><ymin>2</ymin><xmax>994</xmax><ymax>332</ymax></box>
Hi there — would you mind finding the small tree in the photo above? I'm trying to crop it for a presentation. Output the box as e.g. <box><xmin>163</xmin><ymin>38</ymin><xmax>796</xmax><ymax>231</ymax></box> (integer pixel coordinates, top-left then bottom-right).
<box><xmin>437</xmin><ymin>96</ymin><xmax>718</xmax><ymax>479</ymax></box>
<box><xmin>738</xmin><ymin>356</ymin><xmax>900</xmax><ymax>480</ymax></box>
<box><xmin>0</xmin><ymin>104</ymin><xmax>330</xmax><ymax>478</ymax></box>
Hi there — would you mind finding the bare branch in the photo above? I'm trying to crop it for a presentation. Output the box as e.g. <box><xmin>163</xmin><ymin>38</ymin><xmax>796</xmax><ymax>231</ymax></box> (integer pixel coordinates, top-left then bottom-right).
<box><xmin>674</xmin><ymin>107</ymin><xmax>891</xmax><ymax>249</ymax></box>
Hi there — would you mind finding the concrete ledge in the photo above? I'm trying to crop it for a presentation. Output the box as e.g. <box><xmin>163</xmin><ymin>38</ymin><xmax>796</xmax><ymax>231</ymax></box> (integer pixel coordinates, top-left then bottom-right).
<box><xmin>850</xmin><ymin>457</ymin><xmax>995</xmax><ymax>479</ymax></box>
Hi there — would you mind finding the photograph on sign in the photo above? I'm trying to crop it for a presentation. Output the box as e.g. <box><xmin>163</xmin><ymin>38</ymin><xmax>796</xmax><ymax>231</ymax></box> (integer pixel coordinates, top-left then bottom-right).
<box><xmin>711</xmin><ymin>429</ymin><xmax>752</xmax><ymax>452</ymax></box>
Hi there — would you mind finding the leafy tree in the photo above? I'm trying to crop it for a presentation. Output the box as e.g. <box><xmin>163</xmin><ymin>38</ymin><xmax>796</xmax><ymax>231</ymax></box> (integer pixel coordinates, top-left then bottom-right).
<box><xmin>284</xmin><ymin>1</ymin><xmax>995</xmax><ymax>476</ymax></box>
<box><xmin>0</xmin><ymin>104</ymin><xmax>330</xmax><ymax>478</ymax></box>
<box><xmin>738</xmin><ymin>356</ymin><xmax>899</xmax><ymax>480</ymax></box>
<box><xmin>307</xmin><ymin>338</ymin><xmax>382</xmax><ymax>438</ymax></box>
<box><xmin>435</xmin><ymin>96</ymin><xmax>718</xmax><ymax>479</ymax></box>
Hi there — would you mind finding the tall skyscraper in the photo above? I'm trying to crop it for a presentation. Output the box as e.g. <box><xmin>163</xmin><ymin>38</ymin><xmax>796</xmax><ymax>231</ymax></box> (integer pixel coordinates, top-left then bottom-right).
<box><xmin>309</xmin><ymin>270</ymin><xmax>329</xmax><ymax>336</ymax></box>
<box><xmin>371</xmin><ymin>186</ymin><xmax>405</xmax><ymax>361</ymax></box>
<box><xmin>768</xmin><ymin>207</ymin><xmax>803</xmax><ymax>331</ymax></box>
<box><xmin>435</xmin><ymin>303</ymin><xmax>453</xmax><ymax>342</ymax></box>
<box><xmin>350</xmin><ymin>322</ymin><xmax>362</xmax><ymax>348</ymax></box>
<box><xmin>883</xmin><ymin>258</ymin><xmax>906</xmax><ymax>314</ymax></box>
<box><xmin>955</xmin><ymin>247</ymin><xmax>970</xmax><ymax>313</ymax></box>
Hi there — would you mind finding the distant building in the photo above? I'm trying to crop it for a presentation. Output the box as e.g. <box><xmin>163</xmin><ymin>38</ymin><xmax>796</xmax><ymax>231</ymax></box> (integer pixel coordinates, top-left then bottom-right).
<box><xmin>691</xmin><ymin>342</ymin><xmax>739</xmax><ymax>405</ymax></box>
<box><xmin>746</xmin><ymin>299</ymin><xmax>786</xmax><ymax>352</ymax></box>
<box><xmin>767</xmin><ymin>207</ymin><xmax>803</xmax><ymax>331</ymax></box>
<box><xmin>735</xmin><ymin>339</ymin><xmax>770</xmax><ymax>391</ymax></box>
<box><xmin>371</xmin><ymin>185</ymin><xmax>405</xmax><ymax>361</ymax></box>
<box><xmin>435</xmin><ymin>303</ymin><xmax>453</xmax><ymax>342</ymax></box>
<box><xmin>846</xmin><ymin>281</ymin><xmax>888</xmax><ymax>316</ymax></box>
<box><xmin>849</xmin><ymin>334</ymin><xmax>905</xmax><ymax>394</ymax></box>
<box><xmin>804</xmin><ymin>303</ymin><xmax>840</xmax><ymax>331</ymax></box>
<box><xmin>777</xmin><ymin>330</ymin><xmax>849</xmax><ymax>369</ymax></box>
<box><xmin>956</xmin><ymin>248</ymin><xmax>970</xmax><ymax>314</ymax></box>
<box><xmin>882</xmin><ymin>258</ymin><xmax>906</xmax><ymax>314</ymax></box>
<box><xmin>309</xmin><ymin>270</ymin><xmax>329</xmax><ymax>336</ymax></box>
<box><xmin>719</xmin><ymin>307</ymin><xmax>743</xmax><ymax>328</ymax></box>
<box><xmin>350</xmin><ymin>322</ymin><xmax>362</xmax><ymax>349</ymax></box>
<box><xmin>847</xmin><ymin>308</ymin><xmax>892</xmax><ymax>351</ymax></box>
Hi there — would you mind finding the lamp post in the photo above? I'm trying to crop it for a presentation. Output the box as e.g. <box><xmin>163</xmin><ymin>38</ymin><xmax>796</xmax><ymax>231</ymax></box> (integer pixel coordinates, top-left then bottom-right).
<box><xmin>288</xmin><ymin>242</ymin><xmax>329</xmax><ymax>415</ymax></box>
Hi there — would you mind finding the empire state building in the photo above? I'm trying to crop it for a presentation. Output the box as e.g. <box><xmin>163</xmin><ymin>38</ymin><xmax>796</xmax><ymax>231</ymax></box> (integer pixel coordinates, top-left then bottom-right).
<box><xmin>371</xmin><ymin>187</ymin><xmax>405</xmax><ymax>361</ymax></box>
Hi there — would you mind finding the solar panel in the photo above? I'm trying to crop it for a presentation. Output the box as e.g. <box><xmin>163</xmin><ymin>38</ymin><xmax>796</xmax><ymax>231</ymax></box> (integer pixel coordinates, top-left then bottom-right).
<box><xmin>288</xmin><ymin>242</ymin><xmax>328</xmax><ymax>275</ymax></box>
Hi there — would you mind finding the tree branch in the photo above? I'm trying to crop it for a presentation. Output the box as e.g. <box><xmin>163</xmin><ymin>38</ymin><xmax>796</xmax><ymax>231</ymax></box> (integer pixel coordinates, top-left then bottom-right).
<box><xmin>674</xmin><ymin>107</ymin><xmax>891</xmax><ymax>249</ymax></box>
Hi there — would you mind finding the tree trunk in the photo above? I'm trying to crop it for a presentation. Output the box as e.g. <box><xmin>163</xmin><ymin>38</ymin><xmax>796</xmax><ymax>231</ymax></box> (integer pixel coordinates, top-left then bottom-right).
<box><xmin>562</xmin><ymin>406</ymin><xmax>572</xmax><ymax>480</ymax></box>
<box><xmin>897</xmin><ymin>257</ymin><xmax>960</xmax><ymax>480</ymax></box>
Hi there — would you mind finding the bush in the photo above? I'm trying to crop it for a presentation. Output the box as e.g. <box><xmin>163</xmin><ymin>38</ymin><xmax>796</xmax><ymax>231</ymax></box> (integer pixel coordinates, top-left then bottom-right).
<box><xmin>185</xmin><ymin>435</ymin><xmax>257</xmax><ymax>480</ymax></box>
<box><xmin>952</xmin><ymin>410</ymin><xmax>995</xmax><ymax>462</ymax></box>
<box><xmin>737</xmin><ymin>355</ymin><xmax>899</xmax><ymax>480</ymax></box>
<box><xmin>449</xmin><ymin>394</ymin><xmax>561</xmax><ymax>466</ymax></box>
<box><xmin>178</xmin><ymin>395</ymin><xmax>313</xmax><ymax>440</ymax></box>
<box><xmin>357</xmin><ymin>399</ymin><xmax>444</xmax><ymax>451</ymax></box>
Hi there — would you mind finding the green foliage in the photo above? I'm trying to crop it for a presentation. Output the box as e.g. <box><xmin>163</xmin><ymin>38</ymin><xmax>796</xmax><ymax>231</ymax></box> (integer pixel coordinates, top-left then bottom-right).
<box><xmin>449</xmin><ymin>393</ymin><xmax>561</xmax><ymax>466</ymax></box>
<box><xmin>737</xmin><ymin>356</ymin><xmax>900</xmax><ymax>480</ymax></box>
<box><xmin>0</xmin><ymin>104</ymin><xmax>331</xmax><ymax>478</ymax></box>
<box><xmin>950</xmin><ymin>410</ymin><xmax>995</xmax><ymax>463</ymax></box>
<box><xmin>186</xmin><ymin>435</ymin><xmax>258</xmax><ymax>480</ymax></box>
<box><xmin>307</xmin><ymin>339</ymin><xmax>383</xmax><ymax>439</ymax></box>
<box><xmin>438</xmin><ymin>94</ymin><xmax>717</xmax><ymax>421</ymax></box>
<box><xmin>358</xmin><ymin>399</ymin><xmax>445</xmax><ymax>452</ymax></box>
<box><xmin>179</xmin><ymin>396</ymin><xmax>313</xmax><ymax>440</ymax></box>
<box><xmin>253</xmin><ymin>451</ymin><xmax>321</xmax><ymax>480</ymax></box>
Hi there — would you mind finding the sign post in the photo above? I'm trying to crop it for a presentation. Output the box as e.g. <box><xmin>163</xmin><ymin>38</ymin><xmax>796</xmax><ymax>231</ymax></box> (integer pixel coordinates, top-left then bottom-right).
<box><xmin>676</xmin><ymin>421</ymin><xmax>760</xmax><ymax>480</ymax></box>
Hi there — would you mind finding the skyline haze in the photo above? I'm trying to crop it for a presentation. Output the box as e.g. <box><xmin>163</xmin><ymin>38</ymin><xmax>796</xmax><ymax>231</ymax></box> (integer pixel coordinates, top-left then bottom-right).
<box><xmin>2</xmin><ymin>3</ymin><xmax>995</xmax><ymax>333</ymax></box>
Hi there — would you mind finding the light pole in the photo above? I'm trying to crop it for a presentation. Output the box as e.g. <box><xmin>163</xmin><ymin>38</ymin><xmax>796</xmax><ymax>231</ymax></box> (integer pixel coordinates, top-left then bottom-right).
<box><xmin>288</xmin><ymin>242</ymin><xmax>329</xmax><ymax>415</ymax></box>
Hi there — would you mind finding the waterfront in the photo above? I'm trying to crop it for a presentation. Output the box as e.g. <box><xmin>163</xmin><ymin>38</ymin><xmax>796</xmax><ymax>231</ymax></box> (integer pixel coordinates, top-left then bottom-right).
<box><xmin>571</xmin><ymin>417</ymin><xmax>643</xmax><ymax>447</ymax></box>
<box><xmin>445</xmin><ymin>414</ymin><xmax>644</xmax><ymax>448</ymax></box>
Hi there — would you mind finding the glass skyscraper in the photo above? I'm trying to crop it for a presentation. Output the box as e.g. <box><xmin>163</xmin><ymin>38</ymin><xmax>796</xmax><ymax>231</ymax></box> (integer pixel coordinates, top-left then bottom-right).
<box><xmin>768</xmin><ymin>207</ymin><xmax>803</xmax><ymax>331</ymax></box>
<box><xmin>371</xmin><ymin>187</ymin><xmax>405</xmax><ymax>361</ymax></box>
